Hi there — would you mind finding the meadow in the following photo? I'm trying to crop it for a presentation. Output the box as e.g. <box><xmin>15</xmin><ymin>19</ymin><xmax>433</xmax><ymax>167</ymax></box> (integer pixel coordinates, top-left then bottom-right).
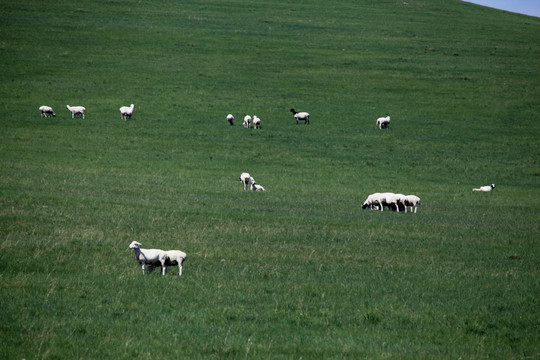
<box><xmin>0</xmin><ymin>0</ymin><xmax>539</xmax><ymax>358</ymax></box>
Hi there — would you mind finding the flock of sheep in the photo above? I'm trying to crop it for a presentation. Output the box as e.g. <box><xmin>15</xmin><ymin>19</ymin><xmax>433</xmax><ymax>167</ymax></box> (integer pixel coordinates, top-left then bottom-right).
<box><xmin>41</xmin><ymin>103</ymin><xmax>494</xmax><ymax>275</ymax></box>
<box><xmin>39</xmin><ymin>104</ymin><xmax>135</xmax><ymax>121</ymax></box>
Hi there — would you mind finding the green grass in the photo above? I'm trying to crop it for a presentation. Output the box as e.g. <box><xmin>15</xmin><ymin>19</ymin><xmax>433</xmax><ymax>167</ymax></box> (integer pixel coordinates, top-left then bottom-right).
<box><xmin>1</xmin><ymin>0</ymin><xmax>539</xmax><ymax>358</ymax></box>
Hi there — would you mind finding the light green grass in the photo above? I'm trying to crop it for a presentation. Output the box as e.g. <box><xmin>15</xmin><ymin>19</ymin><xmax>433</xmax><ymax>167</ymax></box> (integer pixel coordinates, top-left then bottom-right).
<box><xmin>1</xmin><ymin>0</ymin><xmax>539</xmax><ymax>358</ymax></box>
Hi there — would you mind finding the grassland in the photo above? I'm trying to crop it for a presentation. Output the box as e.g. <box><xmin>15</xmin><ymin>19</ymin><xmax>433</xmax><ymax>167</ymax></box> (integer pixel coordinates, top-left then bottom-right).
<box><xmin>1</xmin><ymin>0</ymin><xmax>539</xmax><ymax>358</ymax></box>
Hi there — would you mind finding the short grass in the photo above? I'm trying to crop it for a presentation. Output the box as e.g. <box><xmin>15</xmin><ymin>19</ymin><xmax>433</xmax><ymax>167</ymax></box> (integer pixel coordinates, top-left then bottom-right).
<box><xmin>1</xmin><ymin>0</ymin><xmax>539</xmax><ymax>358</ymax></box>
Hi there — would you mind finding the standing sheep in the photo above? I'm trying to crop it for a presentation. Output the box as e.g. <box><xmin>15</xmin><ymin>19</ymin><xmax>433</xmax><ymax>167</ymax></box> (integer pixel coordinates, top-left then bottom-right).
<box><xmin>39</xmin><ymin>105</ymin><xmax>56</xmax><ymax>117</ymax></box>
<box><xmin>227</xmin><ymin>114</ymin><xmax>234</xmax><ymax>125</ymax></box>
<box><xmin>128</xmin><ymin>241</ymin><xmax>167</xmax><ymax>275</ymax></box>
<box><xmin>66</xmin><ymin>105</ymin><xmax>86</xmax><ymax>119</ymax></box>
<box><xmin>239</xmin><ymin>172</ymin><xmax>255</xmax><ymax>191</ymax></box>
<box><xmin>253</xmin><ymin>115</ymin><xmax>261</xmax><ymax>129</ymax></box>
<box><xmin>120</xmin><ymin>104</ymin><xmax>134</xmax><ymax>120</ymax></box>
<box><xmin>243</xmin><ymin>115</ymin><xmax>252</xmax><ymax>128</ymax></box>
<box><xmin>290</xmin><ymin>108</ymin><xmax>310</xmax><ymax>124</ymax></box>
<box><xmin>376</xmin><ymin>116</ymin><xmax>390</xmax><ymax>129</ymax></box>
<box><xmin>163</xmin><ymin>250</ymin><xmax>187</xmax><ymax>276</ymax></box>
<box><xmin>402</xmin><ymin>195</ymin><xmax>421</xmax><ymax>213</ymax></box>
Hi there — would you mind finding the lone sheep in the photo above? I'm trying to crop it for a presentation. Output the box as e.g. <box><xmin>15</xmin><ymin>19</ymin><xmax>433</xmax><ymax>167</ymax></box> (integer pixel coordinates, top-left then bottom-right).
<box><xmin>227</xmin><ymin>114</ymin><xmax>234</xmax><ymax>125</ymax></box>
<box><xmin>66</xmin><ymin>105</ymin><xmax>86</xmax><ymax>119</ymax></box>
<box><xmin>290</xmin><ymin>108</ymin><xmax>310</xmax><ymax>124</ymax></box>
<box><xmin>473</xmin><ymin>184</ymin><xmax>495</xmax><ymax>191</ymax></box>
<box><xmin>120</xmin><ymin>104</ymin><xmax>134</xmax><ymax>120</ymax></box>
<box><xmin>376</xmin><ymin>116</ymin><xmax>390</xmax><ymax>129</ymax></box>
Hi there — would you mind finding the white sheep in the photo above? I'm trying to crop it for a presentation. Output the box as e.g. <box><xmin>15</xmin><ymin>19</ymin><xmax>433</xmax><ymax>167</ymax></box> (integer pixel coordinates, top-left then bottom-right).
<box><xmin>243</xmin><ymin>115</ymin><xmax>252</xmax><ymax>128</ymax></box>
<box><xmin>239</xmin><ymin>172</ymin><xmax>255</xmax><ymax>191</ymax></box>
<box><xmin>253</xmin><ymin>115</ymin><xmax>261</xmax><ymax>129</ymax></box>
<box><xmin>251</xmin><ymin>182</ymin><xmax>265</xmax><ymax>191</ymax></box>
<box><xmin>163</xmin><ymin>250</ymin><xmax>187</xmax><ymax>276</ymax></box>
<box><xmin>39</xmin><ymin>105</ymin><xmax>56</xmax><ymax>117</ymax></box>
<box><xmin>402</xmin><ymin>195</ymin><xmax>421</xmax><ymax>213</ymax></box>
<box><xmin>66</xmin><ymin>105</ymin><xmax>86</xmax><ymax>119</ymax></box>
<box><xmin>227</xmin><ymin>114</ymin><xmax>234</xmax><ymax>126</ymax></box>
<box><xmin>473</xmin><ymin>184</ymin><xmax>495</xmax><ymax>191</ymax></box>
<box><xmin>290</xmin><ymin>108</ymin><xmax>310</xmax><ymax>124</ymax></box>
<box><xmin>376</xmin><ymin>116</ymin><xmax>390</xmax><ymax>129</ymax></box>
<box><xmin>120</xmin><ymin>104</ymin><xmax>134</xmax><ymax>121</ymax></box>
<box><xmin>128</xmin><ymin>241</ymin><xmax>167</xmax><ymax>275</ymax></box>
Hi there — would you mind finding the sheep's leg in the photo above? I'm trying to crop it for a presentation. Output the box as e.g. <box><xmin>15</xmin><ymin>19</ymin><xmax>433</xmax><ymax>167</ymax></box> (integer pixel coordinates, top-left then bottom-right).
<box><xmin>414</xmin><ymin>206</ymin><xmax>417</xmax><ymax>214</ymax></box>
<box><xmin>178</xmin><ymin>264</ymin><xmax>183</xmax><ymax>276</ymax></box>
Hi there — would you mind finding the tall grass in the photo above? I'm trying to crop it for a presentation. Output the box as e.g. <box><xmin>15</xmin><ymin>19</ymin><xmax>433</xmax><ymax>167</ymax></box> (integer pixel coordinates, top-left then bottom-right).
<box><xmin>1</xmin><ymin>0</ymin><xmax>539</xmax><ymax>358</ymax></box>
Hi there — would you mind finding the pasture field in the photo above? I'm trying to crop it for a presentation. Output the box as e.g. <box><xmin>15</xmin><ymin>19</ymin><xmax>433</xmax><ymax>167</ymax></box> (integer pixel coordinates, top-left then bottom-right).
<box><xmin>1</xmin><ymin>0</ymin><xmax>539</xmax><ymax>358</ymax></box>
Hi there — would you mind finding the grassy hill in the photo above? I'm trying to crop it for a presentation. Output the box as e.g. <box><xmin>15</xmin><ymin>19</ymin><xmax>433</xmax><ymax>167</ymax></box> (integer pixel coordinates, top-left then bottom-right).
<box><xmin>1</xmin><ymin>0</ymin><xmax>539</xmax><ymax>358</ymax></box>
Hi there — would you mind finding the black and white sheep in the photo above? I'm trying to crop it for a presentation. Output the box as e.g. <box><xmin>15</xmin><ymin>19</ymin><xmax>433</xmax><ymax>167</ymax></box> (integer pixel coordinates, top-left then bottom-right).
<box><xmin>227</xmin><ymin>114</ymin><xmax>234</xmax><ymax>125</ymax></box>
<box><xmin>402</xmin><ymin>195</ymin><xmax>421</xmax><ymax>213</ymax></box>
<box><xmin>376</xmin><ymin>116</ymin><xmax>390</xmax><ymax>129</ymax></box>
<box><xmin>120</xmin><ymin>104</ymin><xmax>134</xmax><ymax>120</ymax></box>
<box><xmin>39</xmin><ymin>105</ymin><xmax>56</xmax><ymax>117</ymax></box>
<box><xmin>472</xmin><ymin>184</ymin><xmax>495</xmax><ymax>191</ymax></box>
<box><xmin>290</xmin><ymin>108</ymin><xmax>310</xmax><ymax>124</ymax></box>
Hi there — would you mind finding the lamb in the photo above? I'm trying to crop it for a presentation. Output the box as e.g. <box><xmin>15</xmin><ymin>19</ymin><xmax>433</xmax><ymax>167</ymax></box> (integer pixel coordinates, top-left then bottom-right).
<box><xmin>473</xmin><ymin>184</ymin><xmax>495</xmax><ymax>191</ymax></box>
<box><xmin>66</xmin><ymin>105</ymin><xmax>86</xmax><ymax>119</ymax></box>
<box><xmin>120</xmin><ymin>104</ymin><xmax>134</xmax><ymax>121</ymax></box>
<box><xmin>239</xmin><ymin>172</ymin><xmax>255</xmax><ymax>190</ymax></box>
<box><xmin>402</xmin><ymin>195</ymin><xmax>421</xmax><ymax>213</ymax></box>
<box><xmin>227</xmin><ymin>114</ymin><xmax>234</xmax><ymax>126</ymax></box>
<box><xmin>253</xmin><ymin>115</ymin><xmax>261</xmax><ymax>129</ymax></box>
<box><xmin>290</xmin><ymin>108</ymin><xmax>310</xmax><ymax>124</ymax></box>
<box><xmin>376</xmin><ymin>116</ymin><xmax>390</xmax><ymax>129</ymax></box>
<box><xmin>243</xmin><ymin>115</ymin><xmax>252</xmax><ymax>128</ymax></box>
<box><xmin>251</xmin><ymin>182</ymin><xmax>265</xmax><ymax>191</ymax></box>
<box><xmin>128</xmin><ymin>241</ymin><xmax>167</xmax><ymax>275</ymax></box>
<box><xmin>39</xmin><ymin>105</ymin><xmax>56</xmax><ymax>117</ymax></box>
<box><xmin>162</xmin><ymin>250</ymin><xmax>187</xmax><ymax>276</ymax></box>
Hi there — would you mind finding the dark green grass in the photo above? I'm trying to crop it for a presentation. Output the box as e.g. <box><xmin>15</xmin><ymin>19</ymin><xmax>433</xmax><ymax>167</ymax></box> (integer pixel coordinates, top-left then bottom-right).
<box><xmin>1</xmin><ymin>0</ymin><xmax>539</xmax><ymax>358</ymax></box>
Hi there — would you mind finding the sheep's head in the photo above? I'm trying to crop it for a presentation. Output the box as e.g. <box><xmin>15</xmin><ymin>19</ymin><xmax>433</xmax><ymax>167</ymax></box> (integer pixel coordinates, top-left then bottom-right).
<box><xmin>129</xmin><ymin>241</ymin><xmax>141</xmax><ymax>249</ymax></box>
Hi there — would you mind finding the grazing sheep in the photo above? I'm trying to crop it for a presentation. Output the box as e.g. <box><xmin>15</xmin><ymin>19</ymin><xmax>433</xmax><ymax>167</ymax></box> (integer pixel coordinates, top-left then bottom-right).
<box><xmin>376</xmin><ymin>116</ymin><xmax>390</xmax><ymax>129</ymax></box>
<box><xmin>473</xmin><ymin>184</ymin><xmax>495</xmax><ymax>191</ymax></box>
<box><xmin>39</xmin><ymin>105</ymin><xmax>56</xmax><ymax>117</ymax></box>
<box><xmin>128</xmin><ymin>241</ymin><xmax>167</xmax><ymax>275</ymax></box>
<box><xmin>227</xmin><ymin>114</ymin><xmax>234</xmax><ymax>125</ymax></box>
<box><xmin>362</xmin><ymin>192</ymin><xmax>383</xmax><ymax>210</ymax></box>
<box><xmin>163</xmin><ymin>250</ymin><xmax>187</xmax><ymax>276</ymax></box>
<box><xmin>362</xmin><ymin>192</ymin><xmax>401</xmax><ymax>212</ymax></box>
<box><xmin>253</xmin><ymin>115</ymin><xmax>261</xmax><ymax>129</ymax></box>
<box><xmin>66</xmin><ymin>105</ymin><xmax>86</xmax><ymax>119</ymax></box>
<box><xmin>251</xmin><ymin>182</ymin><xmax>265</xmax><ymax>191</ymax></box>
<box><xmin>243</xmin><ymin>115</ymin><xmax>252</xmax><ymax>128</ymax></box>
<box><xmin>120</xmin><ymin>104</ymin><xmax>134</xmax><ymax>121</ymax></box>
<box><xmin>290</xmin><ymin>108</ymin><xmax>310</xmax><ymax>124</ymax></box>
<box><xmin>403</xmin><ymin>195</ymin><xmax>421</xmax><ymax>213</ymax></box>
<box><xmin>239</xmin><ymin>172</ymin><xmax>255</xmax><ymax>191</ymax></box>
